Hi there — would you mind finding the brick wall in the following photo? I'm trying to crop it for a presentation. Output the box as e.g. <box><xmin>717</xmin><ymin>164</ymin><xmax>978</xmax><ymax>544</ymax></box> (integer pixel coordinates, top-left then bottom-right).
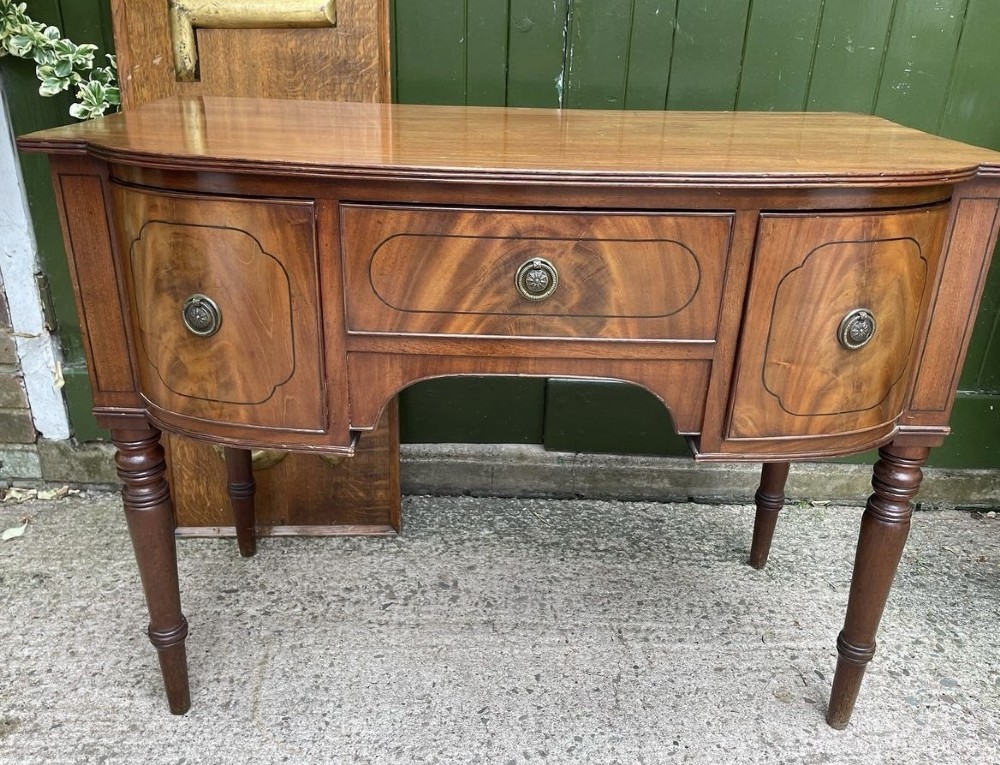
<box><xmin>0</xmin><ymin>276</ymin><xmax>35</xmax><ymax>446</ymax></box>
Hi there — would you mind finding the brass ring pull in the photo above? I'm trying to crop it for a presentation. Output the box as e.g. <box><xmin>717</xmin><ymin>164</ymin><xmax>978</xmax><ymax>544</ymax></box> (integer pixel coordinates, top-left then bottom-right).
<box><xmin>515</xmin><ymin>258</ymin><xmax>559</xmax><ymax>301</ymax></box>
<box><xmin>182</xmin><ymin>294</ymin><xmax>221</xmax><ymax>337</ymax></box>
<box><xmin>838</xmin><ymin>308</ymin><xmax>876</xmax><ymax>350</ymax></box>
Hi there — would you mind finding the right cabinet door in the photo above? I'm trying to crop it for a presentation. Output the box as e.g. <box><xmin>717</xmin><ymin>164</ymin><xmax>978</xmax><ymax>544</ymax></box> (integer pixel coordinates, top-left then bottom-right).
<box><xmin>728</xmin><ymin>205</ymin><xmax>949</xmax><ymax>441</ymax></box>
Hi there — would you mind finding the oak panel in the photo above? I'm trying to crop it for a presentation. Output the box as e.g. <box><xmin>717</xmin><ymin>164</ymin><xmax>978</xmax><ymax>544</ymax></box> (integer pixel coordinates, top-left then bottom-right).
<box><xmin>729</xmin><ymin>205</ymin><xmax>949</xmax><ymax>440</ymax></box>
<box><xmin>110</xmin><ymin>0</ymin><xmax>390</xmax><ymax>108</ymax></box>
<box><xmin>168</xmin><ymin>403</ymin><xmax>400</xmax><ymax>535</ymax></box>
<box><xmin>342</xmin><ymin>205</ymin><xmax>731</xmax><ymax>340</ymax></box>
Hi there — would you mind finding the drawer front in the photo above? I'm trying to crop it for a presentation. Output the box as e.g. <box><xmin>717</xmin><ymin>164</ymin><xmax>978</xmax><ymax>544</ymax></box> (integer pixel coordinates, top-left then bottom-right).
<box><xmin>728</xmin><ymin>205</ymin><xmax>948</xmax><ymax>440</ymax></box>
<box><xmin>342</xmin><ymin>205</ymin><xmax>732</xmax><ymax>340</ymax></box>
<box><xmin>113</xmin><ymin>186</ymin><xmax>325</xmax><ymax>432</ymax></box>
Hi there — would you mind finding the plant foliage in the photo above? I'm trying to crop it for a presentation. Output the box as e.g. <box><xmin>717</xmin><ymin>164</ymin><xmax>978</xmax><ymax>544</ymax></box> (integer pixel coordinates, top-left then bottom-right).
<box><xmin>0</xmin><ymin>0</ymin><xmax>119</xmax><ymax>119</ymax></box>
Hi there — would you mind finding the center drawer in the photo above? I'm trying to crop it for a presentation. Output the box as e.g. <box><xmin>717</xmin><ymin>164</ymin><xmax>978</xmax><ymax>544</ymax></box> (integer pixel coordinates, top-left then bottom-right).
<box><xmin>341</xmin><ymin>205</ymin><xmax>732</xmax><ymax>341</ymax></box>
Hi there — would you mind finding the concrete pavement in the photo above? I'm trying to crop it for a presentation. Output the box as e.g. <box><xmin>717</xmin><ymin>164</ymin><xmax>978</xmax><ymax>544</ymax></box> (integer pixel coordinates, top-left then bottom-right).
<box><xmin>1</xmin><ymin>491</ymin><xmax>999</xmax><ymax>764</ymax></box>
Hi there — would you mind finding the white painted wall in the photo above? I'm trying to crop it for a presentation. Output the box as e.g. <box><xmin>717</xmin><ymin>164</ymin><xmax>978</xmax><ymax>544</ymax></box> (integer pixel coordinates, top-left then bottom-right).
<box><xmin>0</xmin><ymin>73</ymin><xmax>72</xmax><ymax>440</ymax></box>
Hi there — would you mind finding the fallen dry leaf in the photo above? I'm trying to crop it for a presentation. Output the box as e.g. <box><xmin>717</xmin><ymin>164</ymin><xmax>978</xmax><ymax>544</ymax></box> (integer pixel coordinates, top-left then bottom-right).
<box><xmin>1</xmin><ymin>521</ymin><xmax>28</xmax><ymax>541</ymax></box>
<box><xmin>2</xmin><ymin>488</ymin><xmax>36</xmax><ymax>504</ymax></box>
<box><xmin>36</xmin><ymin>486</ymin><xmax>71</xmax><ymax>501</ymax></box>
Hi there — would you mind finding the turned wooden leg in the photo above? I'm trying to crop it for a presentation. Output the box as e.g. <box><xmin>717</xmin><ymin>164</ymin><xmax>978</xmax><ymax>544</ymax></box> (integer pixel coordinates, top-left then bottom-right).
<box><xmin>749</xmin><ymin>461</ymin><xmax>790</xmax><ymax>569</ymax></box>
<box><xmin>112</xmin><ymin>425</ymin><xmax>191</xmax><ymax>715</ymax></box>
<box><xmin>224</xmin><ymin>447</ymin><xmax>257</xmax><ymax>557</ymax></box>
<box><xmin>826</xmin><ymin>443</ymin><xmax>929</xmax><ymax>730</ymax></box>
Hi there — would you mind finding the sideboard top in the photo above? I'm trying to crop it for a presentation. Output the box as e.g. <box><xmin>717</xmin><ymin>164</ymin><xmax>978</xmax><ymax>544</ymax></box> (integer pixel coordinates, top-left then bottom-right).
<box><xmin>18</xmin><ymin>96</ymin><xmax>1000</xmax><ymax>187</ymax></box>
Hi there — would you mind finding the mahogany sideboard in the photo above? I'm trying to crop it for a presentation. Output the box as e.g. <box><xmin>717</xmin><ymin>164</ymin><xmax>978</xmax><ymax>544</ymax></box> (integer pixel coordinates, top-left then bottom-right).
<box><xmin>19</xmin><ymin>97</ymin><xmax>1000</xmax><ymax>729</ymax></box>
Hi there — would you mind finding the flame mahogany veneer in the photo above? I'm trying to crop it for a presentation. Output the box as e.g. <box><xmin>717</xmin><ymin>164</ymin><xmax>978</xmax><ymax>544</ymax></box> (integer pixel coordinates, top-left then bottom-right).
<box><xmin>19</xmin><ymin>97</ymin><xmax>1000</xmax><ymax>729</ymax></box>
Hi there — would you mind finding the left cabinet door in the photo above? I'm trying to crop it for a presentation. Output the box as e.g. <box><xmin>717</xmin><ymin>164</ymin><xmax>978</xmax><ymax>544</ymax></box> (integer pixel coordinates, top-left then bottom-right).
<box><xmin>112</xmin><ymin>185</ymin><xmax>327</xmax><ymax>436</ymax></box>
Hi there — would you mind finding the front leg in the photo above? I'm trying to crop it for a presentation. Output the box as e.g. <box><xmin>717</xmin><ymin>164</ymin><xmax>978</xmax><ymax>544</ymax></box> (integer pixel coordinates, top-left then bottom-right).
<box><xmin>112</xmin><ymin>425</ymin><xmax>191</xmax><ymax>715</ymax></box>
<box><xmin>826</xmin><ymin>443</ymin><xmax>929</xmax><ymax>729</ymax></box>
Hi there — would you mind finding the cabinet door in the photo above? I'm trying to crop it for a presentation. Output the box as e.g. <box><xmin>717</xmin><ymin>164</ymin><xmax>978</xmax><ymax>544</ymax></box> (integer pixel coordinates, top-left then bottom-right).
<box><xmin>728</xmin><ymin>205</ymin><xmax>948</xmax><ymax>441</ymax></box>
<box><xmin>113</xmin><ymin>186</ymin><xmax>326</xmax><ymax>434</ymax></box>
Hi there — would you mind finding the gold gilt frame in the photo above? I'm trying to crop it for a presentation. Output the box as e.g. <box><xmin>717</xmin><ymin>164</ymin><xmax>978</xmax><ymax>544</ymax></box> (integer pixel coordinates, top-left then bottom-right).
<box><xmin>167</xmin><ymin>0</ymin><xmax>337</xmax><ymax>81</ymax></box>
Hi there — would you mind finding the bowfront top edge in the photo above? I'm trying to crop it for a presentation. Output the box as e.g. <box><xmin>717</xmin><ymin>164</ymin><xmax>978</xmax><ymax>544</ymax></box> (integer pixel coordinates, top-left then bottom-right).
<box><xmin>17</xmin><ymin>96</ymin><xmax>1000</xmax><ymax>187</ymax></box>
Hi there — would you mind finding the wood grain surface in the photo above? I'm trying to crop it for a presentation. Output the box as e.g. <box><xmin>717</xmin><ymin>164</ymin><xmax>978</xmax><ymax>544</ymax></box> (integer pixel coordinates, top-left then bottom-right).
<box><xmin>342</xmin><ymin>205</ymin><xmax>731</xmax><ymax>340</ymax></box>
<box><xmin>110</xmin><ymin>0</ymin><xmax>389</xmax><ymax>108</ymax></box>
<box><xmin>19</xmin><ymin>98</ymin><xmax>1000</xmax><ymax>186</ymax></box>
<box><xmin>909</xmin><ymin>193</ymin><xmax>1000</xmax><ymax>416</ymax></box>
<box><xmin>113</xmin><ymin>186</ymin><xmax>325</xmax><ymax>432</ymax></box>
<box><xmin>169</xmin><ymin>403</ymin><xmax>400</xmax><ymax>535</ymax></box>
<box><xmin>728</xmin><ymin>206</ymin><xmax>948</xmax><ymax>440</ymax></box>
<box><xmin>49</xmin><ymin>155</ymin><xmax>138</xmax><ymax>412</ymax></box>
<box><xmin>30</xmin><ymin>103</ymin><xmax>1000</xmax><ymax>463</ymax></box>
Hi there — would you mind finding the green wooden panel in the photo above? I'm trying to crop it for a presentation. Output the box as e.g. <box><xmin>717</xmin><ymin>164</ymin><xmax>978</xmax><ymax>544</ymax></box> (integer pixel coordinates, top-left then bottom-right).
<box><xmin>506</xmin><ymin>0</ymin><xmax>570</xmax><ymax>107</ymax></box>
<box><xmin>466</xmin><ymin>0</ymin><xmax>509</xmax><ymax>105</ymax></box>
<box><xmin>807</xmin><ymin>0</ymin><xmax>897</xmax><ymax>112</ymax></box>
<box><xmin>665</xmin><ymin>0</ymin><xmax>752</xmax><ymax>110</ymax></box>
<box><xmin>564</xmin><ymin>0</ymin><xmax>632</xmax><ymax>109</ymax></box>
<box><xmin>939</xmin><ymin>0</ymin><xmax>1000</xmax><ymax>395</ymax></box>
<box><xmin>62</xmin><ymin>366</ymin><xmax>102</xmax><ymax>441</ymax></box>
<box><xmin>399</xmin><ymin>378</ymin><xmax>546</xmax><ymax>444</ymax></box>
<box><xmin>22</xmin><ymin>0</ymin><xmax>64</xmax><ymax>28</ymax></box>
<box><xmin>392</xmin><ymin>0</ymin><xmax>466</xmax><ymax>105</ymax></box>
<box><xmin>939</xmin><ymin>0</ymin><xmax>1000</xmax><ymax>148</ymax></box>
<box><xmin>924</xmin><ymin>394</ymin><xmax>1000</xmax><ymax>469</ymax></box>
<box><xmin>543</xmin><ymin>379</ymin><xmax>689</xmax><ymax>456</ymax></box>
<box><xmin>736</xmin><ymin>0</ymin><xmax>824</xmax><ymax>111</ymax></box>
<box><xmin>57</xmin><ymin>0</ymin><xmax>115</xmax><ymax>57</ymax></box>
<box><xmin>623</xmin><ymin>0</ymin><xmax>676</xmax><ymax>110</ymax></box>
<box><xmin>873</xmin><ymin>0</ymin><xmax>967</xmax><ymax>133</ymax></box>
<box><xmin>971</xmin><ymin>300</ymin><xmax>1000</xmax><ymax>393</ymax></box>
